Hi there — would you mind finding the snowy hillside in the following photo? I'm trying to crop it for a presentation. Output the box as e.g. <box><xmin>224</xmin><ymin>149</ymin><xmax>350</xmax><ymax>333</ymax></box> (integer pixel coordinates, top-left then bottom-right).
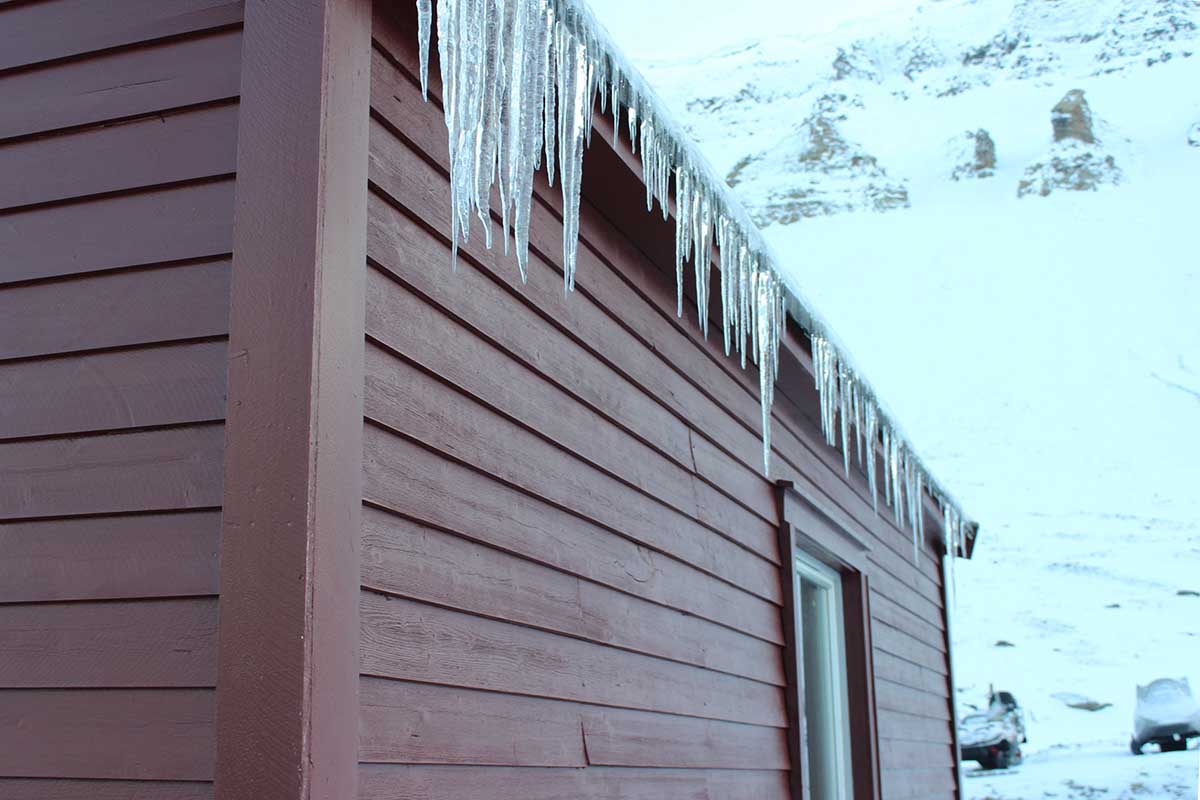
<box><xmin>594</xmin><ymin>0</ymin><xmax>1200</xmax><ymax>796</ymax></box>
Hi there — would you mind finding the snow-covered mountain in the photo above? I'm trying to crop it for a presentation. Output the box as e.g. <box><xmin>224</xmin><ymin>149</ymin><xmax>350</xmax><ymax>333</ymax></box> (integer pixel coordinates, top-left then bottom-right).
<box><xmin>610</xmin><ymin>1</ymin><xmax>1200</xmax><ymax>797</ymax></box>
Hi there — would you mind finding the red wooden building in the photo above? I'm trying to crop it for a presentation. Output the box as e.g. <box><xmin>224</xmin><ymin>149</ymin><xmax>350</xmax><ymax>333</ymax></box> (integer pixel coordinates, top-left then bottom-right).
<box><xmin>0</xmin><ymin>1</ymin><xmax>977</xmax><ymax>799</ymax></box>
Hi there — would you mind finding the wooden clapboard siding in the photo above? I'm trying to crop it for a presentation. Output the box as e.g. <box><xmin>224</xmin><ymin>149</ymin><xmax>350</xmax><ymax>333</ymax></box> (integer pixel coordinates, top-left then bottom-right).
<box><xmin>361</xmin><ymin>3</ymin><xmax>959</xmax><ymax>799</ymax></box>
<box><xmin>0</xmin><ymin>779</ymin><xmax>213</xmax><ymax>800</ymax></box>
<box><xmin>0</xmin><ymin>0</ymin><xmax>239</xmax><ymax>794</ymax></box>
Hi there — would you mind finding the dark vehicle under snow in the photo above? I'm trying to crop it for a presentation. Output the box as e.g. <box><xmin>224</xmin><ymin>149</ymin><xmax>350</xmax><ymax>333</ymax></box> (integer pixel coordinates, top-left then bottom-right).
<box><xmin>959</xmin><ymin>690</ymin><xmax>1027</xmax><ymax>770</ymax></box>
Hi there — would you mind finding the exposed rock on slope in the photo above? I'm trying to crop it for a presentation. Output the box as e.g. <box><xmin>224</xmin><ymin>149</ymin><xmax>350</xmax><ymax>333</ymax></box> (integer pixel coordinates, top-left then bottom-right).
<box><xmin>1052</xmin><ymin>89</ymin><xmax>1096</xmax><ymax>143</ymax></box>
<box><xmin>1189</xmin><ymin>122</ymin><xmax>1200</xmax><ymax>146</ymax></box>
<box><xmin>950</xmin><ymin>129</ymin><xmax>998</xmax><ymax>179</ymax></box>
<box><xmin>1019</xmin><ymin>90</ymin><xmax>1123</xmax><ymax>197</ymax></box>
<box><xmin>725</xmin><ymin>97</ymin><xmax>909</xmax><ymax>225</ymax></box>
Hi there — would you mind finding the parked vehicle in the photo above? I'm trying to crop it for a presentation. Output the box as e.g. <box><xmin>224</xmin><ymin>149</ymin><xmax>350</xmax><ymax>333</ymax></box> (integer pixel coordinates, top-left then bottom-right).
<box><xmin>1130</xmin><ymin>678</ymin><xmax>1200</xmax><ymax>755</ymax></box>
<box><xmin>959</xmin><ymin>690</ymin><xmax>1027</xmax><ymax>769</ymax></box>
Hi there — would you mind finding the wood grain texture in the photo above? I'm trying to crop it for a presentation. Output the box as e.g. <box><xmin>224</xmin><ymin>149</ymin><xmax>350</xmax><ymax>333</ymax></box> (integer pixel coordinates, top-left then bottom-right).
<box><xmin>365</xmin><ymin>268</ymin><xmax>776</xmax><ymax>555</ymax></box>
<box><xmin>0</xmin><ymin>424</ymin><xmax>224</xmax><ymax>520</ymax></box>
<box><xmin>213</xmin><ymin>1</ymin><xmax>371</xmax><ymax>799</ymax></box>
<box><xmin>358</xmin><ymin>677</ymin><xmax>787</xmax><ymax>770</ymax></box>
<box><xmin>359</xmin><ymin>678</ymin><xmax>586</xmax><ymax>767</ymax></box>
<box><xmin>580</xmin><ymin>708</ymin><xmax>789</xmax><ymax>770</ymax></box>
<box><xmin>0</xmin><ymin>0</ymin><xmax>242</xmax><ymax>72</ymax></box>
<box><xmin>358</xmin><ymin>765</ymin><xmax>790</xmax><ymax>800</ymax></box>
<box><xmin>0</xmin><ymin>511</ymin><xmax>219</xmax><ymax>603</ymax></box>
<box><xmin>361</xmin><ymin>506</ymin><xmax>784</xmax><ymax>685</ymax></box>
<box><xmin>0</xmin><ymin>598</ymin><xmax>216</xmax><ymax>687</ymax></box>
<box><xmin>0</xmin><ymin>341</ymin><xmax>228</xmax><ymax>440</ymax></box>
<box><xmin>0</xmin><ymin>180</ymin><xmax>234</xmax><ymax>285</ymax></box>
<box><xmin>364</xmin><ymin>341</ymin><xmax>779</xmax><ymax>601</ymax></box>
<box><xmin>0</xmin><ymin>689</ymin><xmax>214</xmax><ymax>780</ymax></box>
<box><xmin>362</xmin><ymin>424</ymin><xmax>784</xmax><ymax>645</ymax></box>
<box><xmin>0</xmin><ymin>103</ymin><xmax>237</xmax><ymax>210</ymax></box>
<box><xmin>0</xmin><ymin>779</ymin><xmax>212</xmax><ymax>800</ymax></box>
<box><xmin>359</xmin><ymin>592</ymin><xmax>786</xmax><ymax>727</ymax></box>
<box><xmin>0</xmin><ymin>260</ymin><xmax>230</xmax><ymax>362</ymax></box>
<box><xmin>0</xmin><ymin>30</ymin><xmax>241</xmax><ymax>142</ymax></box>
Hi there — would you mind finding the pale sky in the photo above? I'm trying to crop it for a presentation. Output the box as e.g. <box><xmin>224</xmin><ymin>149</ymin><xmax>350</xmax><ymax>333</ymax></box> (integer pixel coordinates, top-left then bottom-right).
<box><xmin>588</xmin><ymin>0</ymin><xmax>923</xmax><ymax>62</ymax></box>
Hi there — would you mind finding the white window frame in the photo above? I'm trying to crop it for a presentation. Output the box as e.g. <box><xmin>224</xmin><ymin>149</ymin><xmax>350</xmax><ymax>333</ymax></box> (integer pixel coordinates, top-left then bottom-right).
<box><xmin>793</xmin><ymin>550</ymin><xmax>855</xmax><ymax>800</ymax></box>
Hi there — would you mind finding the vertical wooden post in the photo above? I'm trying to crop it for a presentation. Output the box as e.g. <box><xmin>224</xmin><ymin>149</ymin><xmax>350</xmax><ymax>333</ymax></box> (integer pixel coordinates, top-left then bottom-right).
<box><xmin>215</xmin><ymin>1</ymin><xmax>371</xmax><ymax>799</ymax></box>
<box><xmin>776</xmin><ymin>483</ymin><xmax>809</xmax><ymax>800</ymax></box>
<box><xmin>843</xmin><ymin>573</ymin><xmax>883</xmax><ymax>800</ymax></box>
<box><xmin>942</xmin><ymin>553</ymin><xmax>966</xmax><ymax>800</ymax></box>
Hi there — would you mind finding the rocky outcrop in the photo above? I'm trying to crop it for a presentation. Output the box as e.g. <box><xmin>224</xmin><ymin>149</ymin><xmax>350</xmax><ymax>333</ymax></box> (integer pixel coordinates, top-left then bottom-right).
<box><xmin>725</xmin><ymin>99</ymin><xmax>909</xmax><ymax>224</ymax></box>
<box><xmin>1018</xmin><ymin>90</ymin><xmax>1122</xmax><ymax>197</ymax></box>
<box><xmin>1017</xmin><ymin>148</ymin><xmax>1122</xmax><ymax>197</ymax></box>
<box><xmin>950</xmin><ymin>129</ymin><xmax>997</xmax><ymax>179</ymax></box>
<box><xmin>1052</xmin><ymin>89</ymin><xmax>1096</xmax><ymax>143</ymax></box>
<box><xmin>1189</xmin><ymin>122</ymin><xmax>1200</xmax><ymax>147</ymax></box>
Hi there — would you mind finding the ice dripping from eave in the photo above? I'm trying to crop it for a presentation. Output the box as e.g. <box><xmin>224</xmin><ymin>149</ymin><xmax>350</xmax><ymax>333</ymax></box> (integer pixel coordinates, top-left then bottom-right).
<box><xmin>415</xmin><ymin>0</ymin><xmax>975</xmax><ymax>563</ymax></box>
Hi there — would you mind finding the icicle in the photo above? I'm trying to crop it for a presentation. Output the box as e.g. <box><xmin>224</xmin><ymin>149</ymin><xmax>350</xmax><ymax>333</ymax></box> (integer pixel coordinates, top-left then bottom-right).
<box><xmin>852</xmin><ymin>383</ymin><xmax>863</xmax><ymax>466</ymax></box>
<box><xmin>556</xmin><ymin>26</ymin><xmax>590</xmax><ymax>294</ymax></box>
<box><xmin>627</xmin><ymin>102</ymin><xmax>638</xmax><ymax>154</ymax></box>
<box><xmin>864</xmin><ymin>400</ymin><xmax>879</xmax><ymax>514</ymax></box>
<box><xmin>541</xmin><ymin>5</ymin><xmax>556</xmax><ymax>188</ymax></box>
<box><xmin>890</xmin><ymin>431</ymin><xmax>904</xmax><ymax>528</ymax></box>
<box><xmin>881</xmin><ymin>425</ymin><xmax>893</xmax><ymax>508</ymax></box>
<box><xmin>694</xmin><ymin>190</ymin><xmax>712</xmax><ymax>337</ymax></box>
<box><xmin>610</xmin><ymin>73</ymin><xmax>621</xmax><ymax>146</ymax></box>
<box><xmin>838</xmin><ymin>367</ymin><xmax>852</xmax><ymax>479</ymax></box>
<box><xmin>673</xmin><ymin>165</ymin><xmax>691</xmax><ymax>317</ymax></box>
<box><xmin>416</xmin><ymin>0</ymin><xmax>976</xmax><ymax>544</ymax></box>
<box><xmin>755</xmin><ymin>273</ymin><xmax>779</xmax><ymax>473</ymax></box>
<box><xmin>417</xmin><ymin>0</ymin><xmax>433</xmax><ymax>100</ymax></box>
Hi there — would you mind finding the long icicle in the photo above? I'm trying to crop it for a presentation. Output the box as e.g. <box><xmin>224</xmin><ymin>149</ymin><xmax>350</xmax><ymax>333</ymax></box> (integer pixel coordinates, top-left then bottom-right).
<box><xmin>417</xmin><ymin>0</ymin><xmax>975</xmax><ymax>538</ymax></box>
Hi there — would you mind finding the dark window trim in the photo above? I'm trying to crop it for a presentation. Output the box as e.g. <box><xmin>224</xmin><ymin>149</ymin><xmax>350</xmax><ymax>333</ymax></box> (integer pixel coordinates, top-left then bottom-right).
<box><xmin>777</xmin><ymin>480</ymin><xmax>882</xmax><ymax>800</ymax></box>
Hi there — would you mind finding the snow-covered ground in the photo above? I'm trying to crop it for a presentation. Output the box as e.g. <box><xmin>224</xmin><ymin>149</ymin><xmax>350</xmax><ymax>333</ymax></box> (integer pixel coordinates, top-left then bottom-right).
<box><xmin>964</xmin><ymin>742</ymin><xmax>1198</xmax><ymax>800</ymax></box>
<box><xmin>592</xmin><ymin>0</ymin><xmax>1200</xmax><ymax>796</ymax></box>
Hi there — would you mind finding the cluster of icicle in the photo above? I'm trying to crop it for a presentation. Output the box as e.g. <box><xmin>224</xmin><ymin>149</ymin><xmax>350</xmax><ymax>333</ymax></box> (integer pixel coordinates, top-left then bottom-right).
<box><xmin>415</xmin><ymin>0</ymin><xmax>972</xmax><ymax>563</ymax></box>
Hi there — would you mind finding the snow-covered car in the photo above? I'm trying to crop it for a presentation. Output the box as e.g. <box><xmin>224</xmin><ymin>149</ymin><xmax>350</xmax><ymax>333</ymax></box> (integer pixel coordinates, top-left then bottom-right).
<box><xmin>959</xmin><ymin>691</ymin><xmax>1026</xmax><ymax>770</ymax></box>
<box><xmin>1130</xmin><ymin>678</ymin><xmax>1200</xmax><ymax>755</ymax></box>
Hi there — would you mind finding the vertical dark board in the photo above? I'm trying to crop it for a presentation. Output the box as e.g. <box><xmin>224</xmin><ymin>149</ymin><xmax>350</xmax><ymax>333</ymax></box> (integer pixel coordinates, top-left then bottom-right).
<box><xmin>213</xmin><ymin>1</ymin><xmax>371</xmax><ymax>799</ymax></box>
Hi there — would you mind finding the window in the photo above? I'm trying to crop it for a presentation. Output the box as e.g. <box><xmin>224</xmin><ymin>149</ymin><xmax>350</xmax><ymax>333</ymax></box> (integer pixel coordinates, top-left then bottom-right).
<box><xmin>794</xmin><ymin>551</ymin><xmax>854</xmax><ymax>800</ymax></box>
<box><xmin>777</xmin><ymin>480</ymin><xmax>882</xmax><ymax>800</ymax></box>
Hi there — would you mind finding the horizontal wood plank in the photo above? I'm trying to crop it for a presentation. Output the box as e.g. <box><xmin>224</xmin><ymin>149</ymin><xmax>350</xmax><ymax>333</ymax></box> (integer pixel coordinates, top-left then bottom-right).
<box><xmin>0</xmin><ymin>103</ymin><xmax>237</xmax><ymax>211</ymax></box>
<box><xmin>0</xmin><ymin>688</ymin><xmax>214</xmax><ymax>780</ymax></box>
<box><xmin>0</xmin><ymin>424</ymin><xmax>225</xmax><ymax>520</ymax></box>
<box><xmin>366</xmin><ymin>268</ymin><xmax>776</xmax><ymax>556</ymax></box>
<box><xmin>0</xmin><ymin>598</ymin><xmax>216</xmax><ymax>688</ymax></box>
<box><xmin>0</xmin><ymin>511</ymin><xmax>220</xmax><ymax>603</ymax></box>
<box><xmin>358</xmin><ymin>764</ymin><xmax>790</xmax><ymax>800</ymax></box>
<box><xmin>359</xmin><ymin>678</ymin><xmax>585</xmax><ymax>767</ymax></box>
<box><xmin>0</xmin><ymin>260</ymin><xmax>231</xmax><ymax>362</ymax></box>
<box><xmin>581</xmin><ymin>708</ymin><xmax>789</xmax><ymax>770</ymax></box>
<box><xmin>0</xmin><ymin>180</ymin><xmax>234</xmax><ymax>286</ymax></box>
<box><xmin>359</xmin><ymin>677</ymin><xmax>788</xmax><ymax>770</ymax></box>
<box><xmin>0</xmin><ymin>341</ymin><xmax>228</xmax><ymax>440</ymax></box>
<box><xmin>0</xmin><ymin>0</ymin><xmax>242</xmax><ymax>73</ymax></box>
<box><xmin>0</xmin><ymin>30</ymin><xmax>241</xmax><ymax>142</ymax></box>
<box><xmin>361</xmin><ymin>506</ymin><xmax>784</xmax><ymax>685</ymax></box>
<box><xmin>359</xmin><ymin>592</ymin><xmax>786</xmax><ymax>727</ymax></box>
<box><xmin>365</xmin><ymin>342</ymin><xmax>779</xmax><ymax>601</ymax></box>
<box><xmin>880</xmin><ymin>767</ymin><xmax>957</xmax><ymax>800</ymax></box>
<box><xmin>0</xmin><ymin>779</ymin><xmax>212</xmax><ymax>800</ymax></box>
<box><xmin>362</xmin><ymin>424</ymin><xmax>783</xmax><ymax>645</ymax></box>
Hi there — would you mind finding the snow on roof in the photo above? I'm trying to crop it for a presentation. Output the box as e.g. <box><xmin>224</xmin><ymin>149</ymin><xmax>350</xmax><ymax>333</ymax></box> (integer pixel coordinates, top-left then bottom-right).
<box><xmin>414</xmin><ymin>0</ymin><xmax>976</xmax><ymax>560</ymax></box>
